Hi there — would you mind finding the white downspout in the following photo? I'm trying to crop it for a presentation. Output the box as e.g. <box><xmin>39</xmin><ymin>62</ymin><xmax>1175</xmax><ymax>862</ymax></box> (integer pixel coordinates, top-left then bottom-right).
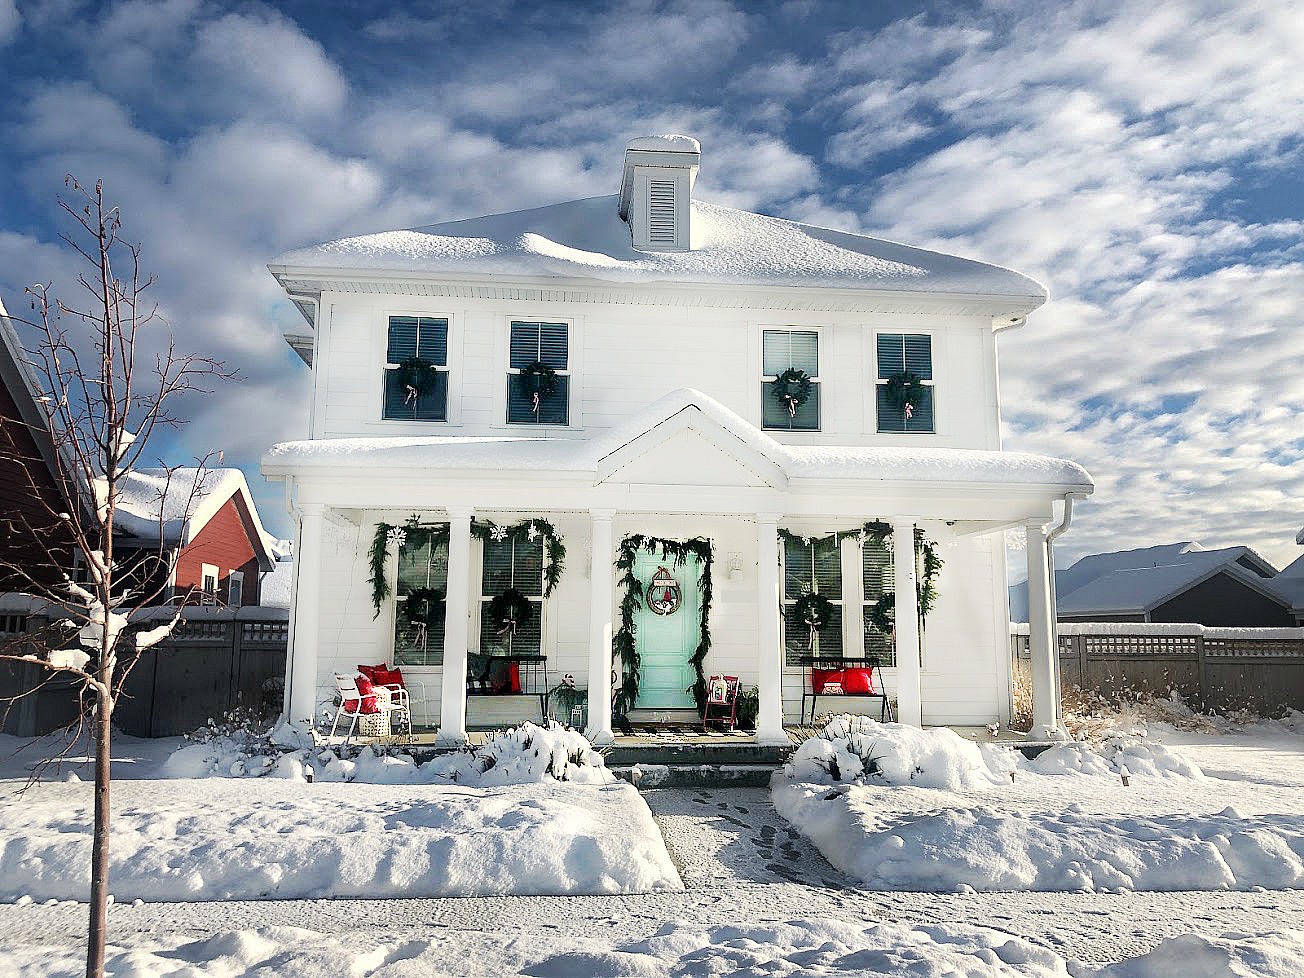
<box><xmin>1041</xmin><ymin>491</ymin><xmax>1086</xmax><ymax>725</ymax></box>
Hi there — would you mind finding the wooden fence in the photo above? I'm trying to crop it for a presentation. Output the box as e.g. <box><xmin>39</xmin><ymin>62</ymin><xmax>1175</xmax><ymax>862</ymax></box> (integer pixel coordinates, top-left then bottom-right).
<box><xmin>0</xmin><ymin>607</ymin><xmax>288</xmax><ymax>738</ymax></box>
<box><xmin>1010</xmin><ymin>623</ymin><xmax>1304</xmax><ymax>716</ymax></box>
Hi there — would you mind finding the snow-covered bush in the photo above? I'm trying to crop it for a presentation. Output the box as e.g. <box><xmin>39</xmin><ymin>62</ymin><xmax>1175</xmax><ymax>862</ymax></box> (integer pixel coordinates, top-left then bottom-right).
<box><xmin>784</xmin><ymin>714</ymin><xmax>1003</xmax><ymax>790</ymax></box>
<box><xmin>1028</xmin><ymin>730</ymin><xmax>1203</xmax><ymax>779</ymax></box>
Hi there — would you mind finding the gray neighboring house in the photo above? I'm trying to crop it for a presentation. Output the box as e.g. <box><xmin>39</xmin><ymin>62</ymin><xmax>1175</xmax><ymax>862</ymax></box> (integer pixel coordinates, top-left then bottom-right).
<box><xmin>1010</xmin><ymin>542</ymin><xmax>1297</xmax><ymax>627</ymax></box>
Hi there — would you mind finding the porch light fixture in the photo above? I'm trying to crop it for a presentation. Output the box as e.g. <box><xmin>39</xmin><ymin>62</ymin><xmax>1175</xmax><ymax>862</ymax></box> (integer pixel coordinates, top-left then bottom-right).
<box><xmin>728</xmin><ymin>554</ymin><xmax>744</xmax><ymax>582</ymax></box>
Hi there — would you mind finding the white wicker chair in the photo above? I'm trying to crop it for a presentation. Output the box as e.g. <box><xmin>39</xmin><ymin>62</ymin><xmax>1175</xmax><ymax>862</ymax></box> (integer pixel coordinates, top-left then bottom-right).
<box><xmin>330</xmin><ymin>672</ymin><xmax>412</xmax><ymax>743</ymax></box>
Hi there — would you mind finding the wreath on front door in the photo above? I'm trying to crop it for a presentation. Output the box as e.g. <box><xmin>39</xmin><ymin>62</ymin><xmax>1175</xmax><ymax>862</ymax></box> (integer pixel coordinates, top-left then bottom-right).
<box><xmin>487</xmin><ymin>586</ymin><xmax>535</xmax><ymax>637</ymax></box>
<box><xmin>791</xmin><ymin>591</ymin><xmax>835</xmax><ymax>649</ymax></box>
<box><xmin>395</xmin><ymin>356</ymin><xmax>442</xmax><ymax>406</ymax></box>
<box><xmin>771</xmin><ymin>368</ymin><xmax>814</xmax><ymax>418</ymax></box>
<box><xmin>519</xmin><ymin>360</ymin><xmax>560</xmax><ymax>415</ymax></box>
<box><xmin>885</xmin><ymin>370</ymin><xmax>926</xmax><ymax>421</ymax></box>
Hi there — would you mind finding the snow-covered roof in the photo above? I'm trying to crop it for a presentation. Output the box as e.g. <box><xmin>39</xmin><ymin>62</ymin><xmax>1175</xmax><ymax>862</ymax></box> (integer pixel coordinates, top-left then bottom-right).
<box><xmin>626</xmin><ymin>134</ymin><xmax>700</xmax><ymax>153</ymax></box>
<box><xmin>258</xmin><ymin>559</ymin><xmax>294</xmax><ymax>609</ymax></box>
<box><xmin>115</xmin><ymin>467</ymin><xmax>276</xmax><ymax>569</ymax></box>
<box><xmin>264</xmin><ymin>388</ymin><xmax>1091</xmax><ymax>492</ymax></box>
<box><xmin>270</xmin><ymin>195</ymin><xmax>1046</xmax><ymax>306</ymax></box>
<box><xmin>1055</xmin><ymin>544</ymin><xmax>1284</xmax><ymax>617</ymax></box>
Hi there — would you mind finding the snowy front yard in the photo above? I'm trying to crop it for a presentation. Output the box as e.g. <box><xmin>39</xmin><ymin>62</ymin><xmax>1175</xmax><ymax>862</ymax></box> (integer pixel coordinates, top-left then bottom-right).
<box><xmin>774</xmin><ymin>715</ymin><xmax>1304</xmax><ymax>893</ymax></box>
<box><xmin>0</xmin><ymin>726</ymin><xmax>681</xmax><ymax>902</ymax></box>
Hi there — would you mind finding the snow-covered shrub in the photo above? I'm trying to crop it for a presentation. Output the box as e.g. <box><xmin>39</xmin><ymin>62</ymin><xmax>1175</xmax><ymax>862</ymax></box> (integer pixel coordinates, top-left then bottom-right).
<box><xmin>459</xmin><ymin>721</ymin><xmax>612</xmax><ymax>786</ymax></box>
<box><xmin>784</xmin><ymin>715</ymin><xmax>1002</xmax><ymax>790</ymax></box>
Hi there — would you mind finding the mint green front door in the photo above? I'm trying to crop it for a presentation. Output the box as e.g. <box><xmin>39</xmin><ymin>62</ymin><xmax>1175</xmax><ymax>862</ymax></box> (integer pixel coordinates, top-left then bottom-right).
<box><xmin>632</xmin><ymin>550</ymin><xmax>701</xmax><ymax>710</ymax></box>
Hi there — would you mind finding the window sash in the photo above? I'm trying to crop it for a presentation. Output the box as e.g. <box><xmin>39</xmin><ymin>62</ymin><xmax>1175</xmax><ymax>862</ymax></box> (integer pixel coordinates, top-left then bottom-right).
<box><xmin>762</xmin><ymin>329</ymin><xmax>820</xmax><ymax>431</ymax></box>
<box><xmin>782</xmin><ymin>537</ymin><xmax>843</xmax><ymax>663</ymax></box>
<box><xmin>862</xmin><ymin>536</ymin><xmax>897</xmax><ymax>666</ymax></box>
<box><xmin>384</xmin><ymin>316</ymin><xmax>448</xmax><ymax>422</ymax></box>
<box><xmin>394</xmin><ymin>526</ymin><xmax>449</xmax><ymax>667</ymax></box>
<box><xmin>480</xmin><ymin>537</ymin><xmax>545</xmax><ymax>657</ymax></box>
<box><xmin>876</xmin><ymin>332</ymin><xmax>935</xmax><ymax>433</ymax></box>
<box><xmin>507</xmin><ymin>321</ymin><xmax>570</xmax><ymax>424</ymax></box>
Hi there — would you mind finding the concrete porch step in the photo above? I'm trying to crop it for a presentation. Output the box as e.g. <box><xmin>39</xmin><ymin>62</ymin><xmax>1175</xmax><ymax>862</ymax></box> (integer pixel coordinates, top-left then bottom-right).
<box><xmin>611</xmin><ymin>763</ymin><xmax>779</xmax><ymax>789</ymax></box>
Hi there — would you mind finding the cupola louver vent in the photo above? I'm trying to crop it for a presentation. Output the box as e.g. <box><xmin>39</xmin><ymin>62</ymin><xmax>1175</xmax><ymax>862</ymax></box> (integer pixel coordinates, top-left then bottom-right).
<box><xmin>648</xmin><ymin>180</ymin><xmax>677</xmax><ymax>245</ymax></box>
<box><xmin>618</xmin><ymin>135</ymin><xmax>700</xmax><ymax>253</ymax></box>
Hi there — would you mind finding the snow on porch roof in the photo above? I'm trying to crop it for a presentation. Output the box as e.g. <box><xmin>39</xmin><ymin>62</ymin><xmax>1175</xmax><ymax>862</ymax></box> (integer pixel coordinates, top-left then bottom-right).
<box><xmin>263</xmin><ymin>390</ymin><xmax>1092</xmax><ymax>492</ymax></box>
<box><xmin>269</xmin><ymin>195</ymin><xmax>1047</xmax><ymax>305</ymax></box>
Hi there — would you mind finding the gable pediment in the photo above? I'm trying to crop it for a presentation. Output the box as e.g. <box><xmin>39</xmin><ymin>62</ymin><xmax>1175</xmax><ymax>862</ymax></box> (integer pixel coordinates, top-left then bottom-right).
<box><xmin>595</xmin><ymin>406</ymin><xmax>788</xmax><ymax>490</ymax></box>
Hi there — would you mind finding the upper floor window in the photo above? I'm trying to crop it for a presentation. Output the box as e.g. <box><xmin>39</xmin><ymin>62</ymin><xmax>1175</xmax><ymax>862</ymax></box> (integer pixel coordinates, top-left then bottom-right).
<box><xmin>383</xmin><ymin>316</ymin><xmax>448</xmax><ymax>421</ymax></box>
<box><xmin>507</xmin><ymin>321</ymin><xmax>569</xmax><ymax>425</ymax></box>
<box><xmin>762</xmin><ymin>329</ymin><xmax>820</xmax><ymax>431</ymax></box>
<box><xmin>227</xmin><ymin>570</ymin><xmax>244</xmax><ymax>607</ymax></box>
<box><xmin>201</xmin><ymin>563</ymin><xmax>219</xmax><ymax>606</ymax></box>
<box><xmin>876</xmin><ymin>333</ymin><xmax>934</xmax><ymax>433</ymax></box>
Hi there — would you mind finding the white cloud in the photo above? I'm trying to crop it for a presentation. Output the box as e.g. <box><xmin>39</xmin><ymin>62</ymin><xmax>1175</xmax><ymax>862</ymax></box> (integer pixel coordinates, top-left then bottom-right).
<box><xmin>0</xmin><ymin>0</ymin><xmax>20</xmax><ymax>44</ymax></box>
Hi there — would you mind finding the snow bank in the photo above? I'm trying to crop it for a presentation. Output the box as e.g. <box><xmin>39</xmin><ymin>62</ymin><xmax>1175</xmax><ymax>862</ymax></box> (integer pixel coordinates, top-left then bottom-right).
<box><xmin>6</xmin><ymin>920</ymin><xmax>1303</xmax><ymax>977</ymax></box>
<box><xmin>164</xmin><ymin>721</ymin><xmax>614</xmax><ymax>786</ymax></box>
<box><xmin>775</xmin><ymin>715</ymin><xmax>1304</xmax><ymax>893</ymax></box>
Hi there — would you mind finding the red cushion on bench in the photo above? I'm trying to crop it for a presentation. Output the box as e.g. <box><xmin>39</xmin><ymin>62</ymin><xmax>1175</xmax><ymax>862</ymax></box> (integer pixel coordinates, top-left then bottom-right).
<box><xmin>811</xmin><ymin>668</ymin><xmax>844</xmax><ymax>693</ymax></box>
<box><xmin>840</xmin><ymin>668</ymin><xmax>875</xmax><ymax>695</ymax></box>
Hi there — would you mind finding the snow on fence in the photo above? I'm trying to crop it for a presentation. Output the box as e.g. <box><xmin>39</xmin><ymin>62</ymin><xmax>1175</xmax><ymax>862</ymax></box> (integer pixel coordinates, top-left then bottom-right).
<box><xmin>1</xmin><ymin>606</ymin><xmax>288</xmax><ymax>738</ymax></box>
<box><xmin>1010</xmin><ymin>623</ymin><xmax>1304</xmax><ymax>716</ymax></box>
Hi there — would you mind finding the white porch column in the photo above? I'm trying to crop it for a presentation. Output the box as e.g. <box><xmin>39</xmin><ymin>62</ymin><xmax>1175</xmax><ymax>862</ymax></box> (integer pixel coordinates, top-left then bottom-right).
<box><xmin>892</xmin><ymin>517</ymin><xmax>923</xmax><ymax>727</ymax></box>
<box><xmin>755</xmin><ymin>514</ymin><xmax>787</xmax><ymax>745</ymax></box>
<box><xmin>436</xmin><ymin>507</ymin><xmax>474</xmax><ymax>746</ymax></box>
<box><xmin>1025</xmin><ymin>521</ymin><xmax>1066</xmax><ymax>740</ymax></box>
<box><xmin>585</xmin><ymin>510</ymin><xmax>616</xmax><ymax>745</ymax></box>
<box><xmin>284</xmin><ymin>503</ymin><xmax>325</xmax><ymax>741</ymax></box>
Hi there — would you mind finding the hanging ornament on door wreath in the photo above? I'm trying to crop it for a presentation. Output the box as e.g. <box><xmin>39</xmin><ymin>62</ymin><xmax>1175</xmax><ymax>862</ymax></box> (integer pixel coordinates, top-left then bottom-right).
<box><xmin>885</xmin><ymin>370</ymin><xmax>926</xmax><ymax>421</ymax></box>
<box><xmin>646</xmin><ymin>565</ymin><xmax>682</xmax><ymax>616</ymax></box>
<box><xmin>395</xmin><ymin>356</ymin><xmax>441</xmax><ymax>406</ymax></box>
<box><xmin>519</xmin><ymin>360</ymin><xmax>559</xmax><ymax>415</ymax></box>
<box><xmin>792</xmin><ymin>591</ymin><xmax>835</xmax><ymax>650</ymax></box>
<box><xmin>488</xmin><ymin>586</ymin><xmax>534</xmax><ymax>636</ymax></box>
<box><xmin>771</xmin><ymin>368</ymin><xmax>813</xmax><ymax>418</ymax></box>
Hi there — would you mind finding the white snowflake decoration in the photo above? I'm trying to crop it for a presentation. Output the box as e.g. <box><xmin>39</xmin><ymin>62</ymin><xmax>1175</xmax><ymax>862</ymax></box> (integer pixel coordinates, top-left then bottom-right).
<box><xmin>386</xmin><ymin>528</ymin><xmax>407</xmax><ymax>549</ymax></box>
<box><xmin>526</xmin><ymin>522</ymin><xmax>539</xmax><ymax>541</ymax></box>
<box><xmin>490</xmin><ymin>525</ymin><xmax>508</xmax><ymax>541</ymax></box>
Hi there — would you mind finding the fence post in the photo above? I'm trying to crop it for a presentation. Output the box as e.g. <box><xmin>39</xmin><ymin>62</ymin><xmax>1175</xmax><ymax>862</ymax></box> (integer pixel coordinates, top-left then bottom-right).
<box><xmin>230</xmin><ymin>615</ymin><xmax>243</xmax><ymax>711</ymax></box>
<box><xmin>1195</xmin><ymin>632</ymin><xmax>1209</xmax><ymax>709</ymax></box>
<box><xmin>1076</xmin><ymin>634</ymin><xmax>1087</xmax><ymax>689</ymax></box>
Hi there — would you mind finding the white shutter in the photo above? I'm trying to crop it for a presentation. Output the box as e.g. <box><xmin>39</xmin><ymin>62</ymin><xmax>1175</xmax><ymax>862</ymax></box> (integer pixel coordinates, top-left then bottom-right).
<box><xmin>648</xmin><ymin>179</ymin><xmax>676</xmax><ymax>244</ymax></box>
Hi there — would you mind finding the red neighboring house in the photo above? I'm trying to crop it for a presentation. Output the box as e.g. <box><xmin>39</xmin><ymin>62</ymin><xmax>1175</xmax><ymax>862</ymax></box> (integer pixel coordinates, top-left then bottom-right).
<box><xmin>2</xmin><ymin>297</ymin><xmax>277</xmax><ymax>606</ymax></box>
<box><xmin>115</xmin><ymin>467</ymin><xmax>277</xmax><ymax>607</ymax></box>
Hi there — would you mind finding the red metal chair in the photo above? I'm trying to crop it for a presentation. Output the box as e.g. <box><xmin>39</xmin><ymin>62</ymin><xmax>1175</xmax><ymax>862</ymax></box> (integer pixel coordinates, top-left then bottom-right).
<box><xmin>702</xmin><ymin>675</ymin><xmax>740</xmax><ymax>729</ymax></box>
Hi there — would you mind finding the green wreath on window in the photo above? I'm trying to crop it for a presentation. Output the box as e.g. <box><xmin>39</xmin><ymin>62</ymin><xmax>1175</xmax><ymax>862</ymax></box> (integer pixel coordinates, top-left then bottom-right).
<box><xmin>771</xmin><ymin>368</ymin><xmax>813</xmax><ymax>418</ymax></box>
<box><xmin>885</xmin><ymin>370</ymin><xmax>927</xmax><ymax>418</ymax></box>
<box><xmin>520</xmin><ymin>360</ymin><xmax>559</xmax><ymax>414</ymax></box>
<box><xmin>791</xmin><ymin>591</ymin><xmax>835</xmax><ymax>650</ymax></box>
<box><xmin>395</xmin><ymin>356</ymin><xmax>441</xmax><ymax>405</ymax></box>
<box><xmin>867</xmin><ymin>592</ymin><xmax>895</xmax><ymax>636</ymax></box>
<box><xmin>398</xmin><ymin>587</ymin><xmax>445</xmax><ymax>646</ymax></box>
<box><xmin>487</xmin><ymin>586</ymin><xmax>535</xmax><ymax>637</ymax></box>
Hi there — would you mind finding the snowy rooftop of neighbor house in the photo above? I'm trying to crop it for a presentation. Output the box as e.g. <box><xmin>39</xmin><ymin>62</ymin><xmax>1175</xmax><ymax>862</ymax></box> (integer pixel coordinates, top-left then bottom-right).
<box><xmin>114</xmin><ymin>467</ymin><xmax>275</xmax><ymax>567</ymax></box>
<box><xmin>270</xmin><ymin>195</ymin><xmax>1047</xmax><ymax>303</ymax></box>
<box><xmin>625</xmin><ymin>134</ymin><xmax>700</xmax><ymax>153</ymax></box>
<box><xmin>264</xmin><ymin>389</ymin><xmax>1092</xmax><ymax>491</ymax></box>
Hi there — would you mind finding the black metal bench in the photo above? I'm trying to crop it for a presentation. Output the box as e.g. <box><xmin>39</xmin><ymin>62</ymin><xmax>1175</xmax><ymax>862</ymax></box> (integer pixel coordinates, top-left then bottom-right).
<box><xmin>797</xmin><ymin>656</ymin><xmax>894</xmax><ymax>725</ymax></box>
<box><xmin>466</xmin><ymin>653</ymin><xmax>549</xmax><ymax>721</ymax></box>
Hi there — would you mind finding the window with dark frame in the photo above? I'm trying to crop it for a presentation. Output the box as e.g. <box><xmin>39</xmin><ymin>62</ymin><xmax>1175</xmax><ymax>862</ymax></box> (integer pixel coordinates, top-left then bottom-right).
<box><xmin>762</xmin><ymin>329</ymin><xmax>820</xmax><ymax>431</ymax></box>
<box><xmin>383</xmin><ymin>316</ymin><xmax>448</xmax><ymax>421</ymax></box>
<box><xmin>782</xmin><ymin>536</ymin><xmax>842</xmax><ymax>665</ymax></box>
<box><xmin>394</xmin><ymin>526</ymin><xmax>449</xmax><ymax>667</ymax></box>
<box><xmin>479</xmin><ymin>535</ymin><xmax>545</xmax><ymax>657</ymax></box>
<box><xmin>506</xmin><ymin>321</ymin><xmax>569</xmax><ymax>424</ymax></box>
<box><xmin>862</xmin><ymin>536</ymin><xmax>897</xmax><ymax>666</ymax></box>
<box><xmin>876</xmin><ymin>333</ymin><xmax>934</xmax><ymax>433</ymax></box>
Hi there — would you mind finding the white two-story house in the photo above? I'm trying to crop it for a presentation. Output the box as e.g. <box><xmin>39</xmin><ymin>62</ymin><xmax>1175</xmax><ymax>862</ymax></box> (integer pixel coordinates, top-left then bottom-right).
<box><xmin>262</xmin><ymin>135</ymin><xmax>1091</xmax><ymax>746</ymax></box>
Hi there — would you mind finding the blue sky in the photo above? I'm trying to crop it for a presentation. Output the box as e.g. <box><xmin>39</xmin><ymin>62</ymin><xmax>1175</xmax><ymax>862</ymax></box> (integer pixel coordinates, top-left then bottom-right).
<box><xmin>1</xmin><ymin>0</ymin><xmax>1301</xmax><ymax>570</ymax></box>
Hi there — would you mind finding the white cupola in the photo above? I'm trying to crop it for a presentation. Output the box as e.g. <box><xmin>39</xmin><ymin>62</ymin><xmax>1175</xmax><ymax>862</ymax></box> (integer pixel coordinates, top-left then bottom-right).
<box><xmin>618</xmin><ymin>135</ymin><xmax>701</xmax><ymax>253</ymax></box>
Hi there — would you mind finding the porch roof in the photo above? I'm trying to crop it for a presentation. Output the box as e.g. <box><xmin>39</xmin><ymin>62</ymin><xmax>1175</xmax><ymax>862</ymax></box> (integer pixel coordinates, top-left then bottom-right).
<box><xmin>263</xmin><ymin>389</ymin><xmax>1093</xmax><ymax>493</ymax></box>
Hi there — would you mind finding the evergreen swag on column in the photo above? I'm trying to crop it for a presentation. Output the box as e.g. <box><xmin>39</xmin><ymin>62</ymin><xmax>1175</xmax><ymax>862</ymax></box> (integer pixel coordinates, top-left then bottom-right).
<box><xmin>367</xmin><ymin>516</ymin><xmax>565</xmax><ymax>617</ymax></box>
<box><xmin>612</xmin><ymin>535</ymin><xmax>713</xmax><ymax>717</ymax></box>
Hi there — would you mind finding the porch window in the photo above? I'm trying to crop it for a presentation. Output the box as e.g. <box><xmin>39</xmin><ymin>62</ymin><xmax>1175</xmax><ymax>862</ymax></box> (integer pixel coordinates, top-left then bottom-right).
<box><xmin>479</xmin><ymin>535</ymin><xmax>545</xmax><ymax>655</ymax></box>
<box><xmin>383</xmin><ymin>316</ymin><xmax>448</xmax><ymax>421</ymax></box>
<box><xmin>762</xmin><ymin>329</ymin><xmax>820</xmax><ymax>431</ymax></box>
<box><xmin>782</xmin><ymin>535</ymin><xmax>842</xmax><ymax>664</ymax></box>
<box><xmin>862</xmin><ymin>534</ymin><xmax>896</xmax><ymax>666</ymax></box>
<box><xmin>876</xmin><ymin>333</ymin><xmax>934</xmax><ymax>433</ymax></box>
<box><xmin>507</xmin><ymin>322</ymin><xmax>569</xmax><ymax>425</ymax></box>
<box><xmin>394</xmin><ymin>526</ymin><xmax>448</xmax><ymax>666</ymax></box>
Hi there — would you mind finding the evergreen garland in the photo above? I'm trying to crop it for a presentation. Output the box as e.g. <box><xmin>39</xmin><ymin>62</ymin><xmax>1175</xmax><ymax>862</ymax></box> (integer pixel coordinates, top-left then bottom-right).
<box><xmin>471</xmin><ymin>519</ymin><xmax>565</xmax><ymax>597</ymax></box>
<box><xmin>771</xmin><ymin>367</ymin><xmax>814</xmax><ymax>417</ymax></box>
<box><xmin>368</xmin><ymin>522</ymin><xmax>394</xmax><ymax>618</ymax></box>
<box><xmin>612</xmin><ymin>535</ymin><xmax>713</xmax><ymax>717</ymax></box>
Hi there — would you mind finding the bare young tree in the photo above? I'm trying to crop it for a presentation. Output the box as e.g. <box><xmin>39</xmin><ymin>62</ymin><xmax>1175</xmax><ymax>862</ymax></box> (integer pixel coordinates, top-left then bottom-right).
<box><xmin>0</xmin><ymin>178</ymin><xmax>229</xmax><ymax>978</ymax></box>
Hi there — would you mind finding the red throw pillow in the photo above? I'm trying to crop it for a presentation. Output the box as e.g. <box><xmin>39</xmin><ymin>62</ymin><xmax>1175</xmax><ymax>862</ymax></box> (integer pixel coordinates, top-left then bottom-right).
<box><xmin>841</xmin><ymin>668</ymin><xmax>875</xmax><ymax>695</ymax></box>
<box><xmin>353</xmin><ymin>675</ymin><xmax>381</xmax><ymax>714</ymax></box>
<box><xmin>357</xmin><ymin>664</ymin><xmax>383</xmax><ymax>684</ymax></box>
<box><xmin>812</xmin><ymin>668</ymin><xmax>844</xmax><ymax>694</ymax></box>
<box><xmin>489</xmin><ymin>661</ymin><xmax>522</xmax><ymax>694</ymax></box>
<box><xmin>381</xmin><ymin>667</ymin><xmax>405</xmax><ymax>689</ymax></box>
